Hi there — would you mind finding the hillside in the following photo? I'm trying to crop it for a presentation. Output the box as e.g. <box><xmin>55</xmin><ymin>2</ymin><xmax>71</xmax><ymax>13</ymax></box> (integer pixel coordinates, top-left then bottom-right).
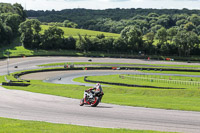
<box><xmin>41</xmin><ymin>25</ymin><xmax>120</xmax><ymax>38</ymax></box>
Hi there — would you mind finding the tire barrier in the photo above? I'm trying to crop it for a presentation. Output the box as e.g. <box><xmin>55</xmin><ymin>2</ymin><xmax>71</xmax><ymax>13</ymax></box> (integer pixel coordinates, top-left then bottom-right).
<box><xmin>2</xmin><ymin>82</ymin><xmax>30</xmax><ymax>87</ymax></box>
<box><xmin>84</xmin><ymin>76</ymin><xmax>186</xmax><ymax>89</ymax></box>
<box><xmin>13</xmin><ymin>67</ymin><xmax>84</xmax><ymax>78</ymax></box>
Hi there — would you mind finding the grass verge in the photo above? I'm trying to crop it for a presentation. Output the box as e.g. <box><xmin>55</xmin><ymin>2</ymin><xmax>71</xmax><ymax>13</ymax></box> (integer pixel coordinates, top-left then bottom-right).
<box><xmin>142</xmin><ymin>70</ymin><xmax>200</xmax><ymax>75</ymax></box>
<box><xmin>85</xmin><ymin>74</ymin><xmax>200</xmax><ymax>89</ymax></box>
<box><xmin>0</xmin><ymin>117</ymin><xmax>171</xmax><ymax>133</ymax></box>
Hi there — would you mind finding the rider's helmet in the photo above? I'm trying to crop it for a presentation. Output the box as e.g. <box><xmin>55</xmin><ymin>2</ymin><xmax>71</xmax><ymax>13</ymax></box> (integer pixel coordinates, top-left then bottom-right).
<box><xmin>96</xmin><ymin>83</ymin><xmax>100</xmax><ymax>87</ymax></box>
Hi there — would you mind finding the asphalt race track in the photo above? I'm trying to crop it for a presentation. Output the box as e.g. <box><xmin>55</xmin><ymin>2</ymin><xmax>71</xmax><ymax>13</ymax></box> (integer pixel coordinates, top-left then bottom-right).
<box><xmin>44</xmin><ymin>70</ymin><xmax>200</xmax><ymax>86</ymax></box>
<box><xmin>0</xmin><ymin>56</ymin><xmax>200</xmax><ymax>133</ymax></box>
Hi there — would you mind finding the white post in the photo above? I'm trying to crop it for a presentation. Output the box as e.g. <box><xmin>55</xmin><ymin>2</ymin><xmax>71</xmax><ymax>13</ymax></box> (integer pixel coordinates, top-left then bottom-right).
<box><xmin>7</xmin><ymin>52</ymin><xmax>10</xmax><ymax>75</ymax></box>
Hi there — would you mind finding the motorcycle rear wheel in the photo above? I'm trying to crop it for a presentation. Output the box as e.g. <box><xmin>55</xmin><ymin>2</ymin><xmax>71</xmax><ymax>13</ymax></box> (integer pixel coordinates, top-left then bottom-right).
<box><xmin>91</xmin><ymin>97</ymin><xmax>100</xmax><ymax>107</ymax></box>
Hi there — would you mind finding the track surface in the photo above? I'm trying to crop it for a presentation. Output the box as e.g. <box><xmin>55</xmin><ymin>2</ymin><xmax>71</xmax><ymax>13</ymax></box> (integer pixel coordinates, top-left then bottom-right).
<box><xmin>1</xmin><ymin>56</ymin><xmax>200</xmax><ymax>133</ymax></box>
<box><xmin>44</xmin><ymin>70</ymin><xmax>200</xmax><ymax>86</ymax></box>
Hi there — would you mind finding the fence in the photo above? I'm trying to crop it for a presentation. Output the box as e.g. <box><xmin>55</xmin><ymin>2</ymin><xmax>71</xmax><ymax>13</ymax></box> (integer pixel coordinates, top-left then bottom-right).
<box><xmin>119</xmin><ymin>75</ymin><xmax>200</xmax><ymax>87</ymax></box>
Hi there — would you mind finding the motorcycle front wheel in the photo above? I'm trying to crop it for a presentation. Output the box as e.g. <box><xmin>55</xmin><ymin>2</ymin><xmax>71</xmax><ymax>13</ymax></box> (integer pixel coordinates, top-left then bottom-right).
<box><xmin>79</xmin><ymin>98</ymin><xmax>84</xmax><ymax>106</ymax></box>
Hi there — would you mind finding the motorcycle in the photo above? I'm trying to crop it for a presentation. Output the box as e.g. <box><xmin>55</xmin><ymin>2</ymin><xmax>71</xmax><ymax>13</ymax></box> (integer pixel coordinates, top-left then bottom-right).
<box><xmin>80</xmin><ymin>90</ymin><xmax>104</xmax><ymax>107</ymax></box>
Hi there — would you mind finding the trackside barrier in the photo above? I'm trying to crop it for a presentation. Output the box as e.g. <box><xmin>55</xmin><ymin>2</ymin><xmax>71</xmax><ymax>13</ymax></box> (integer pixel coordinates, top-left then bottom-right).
<box><xmin>2</xmin><ymin>82</ymin><xmax>30</xmax><ymax>86</ymax></box>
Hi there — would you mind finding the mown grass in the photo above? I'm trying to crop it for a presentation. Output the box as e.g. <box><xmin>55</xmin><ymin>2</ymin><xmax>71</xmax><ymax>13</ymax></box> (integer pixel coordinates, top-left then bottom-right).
<box><xmin>0</xmin><ymin>46</ymin><xmax>104</xmax><ymax>58</ymax></box>
<box><xmin>1</xmin><ymin>46</ymin><xmax>84</xmax><ymax>57</ymax></box>
<box><xmin>0</xmin><ymin>75</ymin><xmax>6</xmax><ymax>83</ymax></box>
<box><xmin>128</xmin><ymin>74</ymin><xmax>200</xmax><ymax>80</ymax></box>
<box><xmin>0</xmin><ymin>117</ymin><xmax>171</xmax><ymax>133</ymax></box>
<box><xmin>86</xmin><ymin>74</ymin><xmax>200</xmax><ymax>88</ymax></box>
<box><xmin>41</xmin><ymin>25</ymin><xmax>120</xmax><ymax>38</ymax></box>
<box><xmin>73</xmin><ymin>75</ymin><xmax>200</xmax><ymax>111</ymax></box>
<box><xmin>142</xmin><ymin>70</ymin><xmax>200</xmax><ymax>75</ymax></box>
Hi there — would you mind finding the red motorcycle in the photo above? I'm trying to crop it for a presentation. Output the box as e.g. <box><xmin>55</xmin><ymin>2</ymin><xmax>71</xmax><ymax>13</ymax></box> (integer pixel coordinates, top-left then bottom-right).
<box><xmin>80</xmin><ymin>90</ymin><xmax>104</xmax><ymax>107</ymax></box>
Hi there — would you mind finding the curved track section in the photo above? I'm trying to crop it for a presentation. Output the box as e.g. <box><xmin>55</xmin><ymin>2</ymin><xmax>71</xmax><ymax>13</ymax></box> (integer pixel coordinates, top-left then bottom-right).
<box><xmin>44</xmin><ymin>70</ymin><xmax>200</xmax><ymax>86</ymax></box>
<box><xmin>0</xmin><ymin>57</ymin><xmax>200</xmax><ymax>133</ymax></box>
<box><xmin>1</xmin><ymin>56</ymin><xmax>200</xmax><ymax>76</ymax></box>
<box><xmin>0</xmin><ymin>86</ymin><xmax>200</xmax><ymax>133</ymax></box>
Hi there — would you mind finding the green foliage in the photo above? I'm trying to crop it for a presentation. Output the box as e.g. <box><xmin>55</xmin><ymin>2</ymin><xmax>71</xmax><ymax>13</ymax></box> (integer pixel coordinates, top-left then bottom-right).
<box><xmin>26</xmin><ymin>8</ymin><xmax>200</xmax><ymax>35</ymax></box>
<box><xmin>173</xmin><ymin>30</ymin><xmax>199</xmax><ymax>56</ymax></box>
<box><xmin>19</xmin><ymin>19</ymin><xmax>41</xmax><ymax>49</ymax></box>
<box><xmin>113</xmin><ymin>37</ymin><xmax>127</xmax><ymax>52</ymax></box>
<box><xmin>156</xmin><ymin>27</ymin><xmax>167</xmax><ymax>44</ymax></box>
<box><xmin>0</xmin><ymin>3</ymin><xmax>26</xmax><ymax>46</ymax></box>
<box><xmin>184</xmin><ymin>22</ymin><xmax>196</xmax><ymax>31</ymax></box>
<box><xmin>0</xmin><ymin>21</ymin><xmax>13</xmax><ymax>45</ymax></box>
<box><xmin>120</xmin><ymin>26</ymin><xmax>143</xmax><ymax>52</ymax></box>
<box><xmin>189</xmin><ymin>14</ymin><xmax>200</xmax><ymax>26</ymax></box>
<box><xmin>76</xmin><ymin>34</ymin><xmax>115</xmax><ymax>52</ymax></box>
<box><xmin>42</xmin><ymin>26</ymin><xmax>64</xmax><ymax>49</ymax></box>
<box><xmin>167</xmin><ymin>27</ymin><xmax>177</xmax><ymax>42</ymax></box>
<box><xmin>63</xmin><ymin>19</ymin><xmax>78</xmax><ymax>28</ymax></box>
<box><xmin>5</xmin><ymin>14</ymin><xmax>22</xmax><ymax>35</ymax></box>
<box><xmin>41</xmin><ymin>25</ymin><xmax>119</xmax><ymax>38</ymax></box>
<box><xmin>1</xmin><ymin>3</ymin><xmax>200</xmax><ymax>57</ymax></box>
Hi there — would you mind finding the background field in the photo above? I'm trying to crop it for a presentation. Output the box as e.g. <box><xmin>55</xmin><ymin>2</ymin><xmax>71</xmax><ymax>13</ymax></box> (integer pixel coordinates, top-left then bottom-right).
<box><xmin>0</xmin><ymin>25</ymin><xmax>120</xmax><ymax>58</ymax></box>
<box><xmin>41</xmin><ymin>25</ymin><xmax>120</xmax><ymax>38</ymax></box>
<box><xmin>85</xmin><ymin>74</ymin><xmax>200</xmax><ymax>89</ymax></box>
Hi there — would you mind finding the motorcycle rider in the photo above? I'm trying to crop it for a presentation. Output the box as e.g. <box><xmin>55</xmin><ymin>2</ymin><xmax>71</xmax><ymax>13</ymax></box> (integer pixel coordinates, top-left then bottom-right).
<box><xmin>86</xmin><ymin>83</ymin><xmax>103</xmax><ymax>99</ymax></box>
<box><xmin>80</xmin><ymin>83</ymin><xmax>104</xmax><ymax>106</ymax></box>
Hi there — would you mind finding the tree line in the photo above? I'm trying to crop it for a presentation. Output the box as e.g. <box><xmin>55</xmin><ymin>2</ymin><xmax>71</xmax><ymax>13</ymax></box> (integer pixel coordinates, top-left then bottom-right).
<box><xmin>1</xmin><ymin>4</ymin><xmax>200</xmax><ymax>57</ymax></box>
<box><xmin>0</xmin><ymin>3</ymin><xmax>26</xmax><ymax>46</ymax></box>
<box><xmin>25</xmin><ymin>8</ymin><xmax>200</xmax><ymax>56</ymax></box>
<box><xmin>26</xmin><ymin>8</ymin><xmax>200</xmax><ymax>34</ymax></box>
<box><xmin>19</xmin><ymin>19</ymin><xmax>200</xmax><ymax>56</ymax></box>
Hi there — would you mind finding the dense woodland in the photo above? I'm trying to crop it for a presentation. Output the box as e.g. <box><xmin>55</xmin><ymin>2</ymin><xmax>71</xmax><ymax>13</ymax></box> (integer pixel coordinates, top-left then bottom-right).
<box><xmin>1</xmin><ymin>3</ymin><xmax>200</xmax><ymax>57</ymax></box>
<box><xmin>27</xmin><ymin>8</ymin><xmax>200</xmax><ymax>34</ymax></box>
<box><xmin>0</xmin><ymin>3</ymin><xmax>26</xmax><ymax>45</ymax></box>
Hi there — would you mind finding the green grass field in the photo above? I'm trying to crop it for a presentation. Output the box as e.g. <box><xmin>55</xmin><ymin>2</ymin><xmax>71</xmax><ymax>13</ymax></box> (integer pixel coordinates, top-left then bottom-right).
<box><xmin>41</xmin><ymin>25</ymin><xmax>120</xmax><ymax>38</ymax></box>
<box><xmin>142</xmin><ymin>70</ymin><xmax>200</xmax><ymax>75</ymax></box>
<box><xmin>85</xmin><ymin>74</ymin><xmax>200</xmax><ymax>89</ymax></box>
<box><xmin>0</xmin><ymin>117</ymin><xmax>171</xmax><ymax>133</ymax></box>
